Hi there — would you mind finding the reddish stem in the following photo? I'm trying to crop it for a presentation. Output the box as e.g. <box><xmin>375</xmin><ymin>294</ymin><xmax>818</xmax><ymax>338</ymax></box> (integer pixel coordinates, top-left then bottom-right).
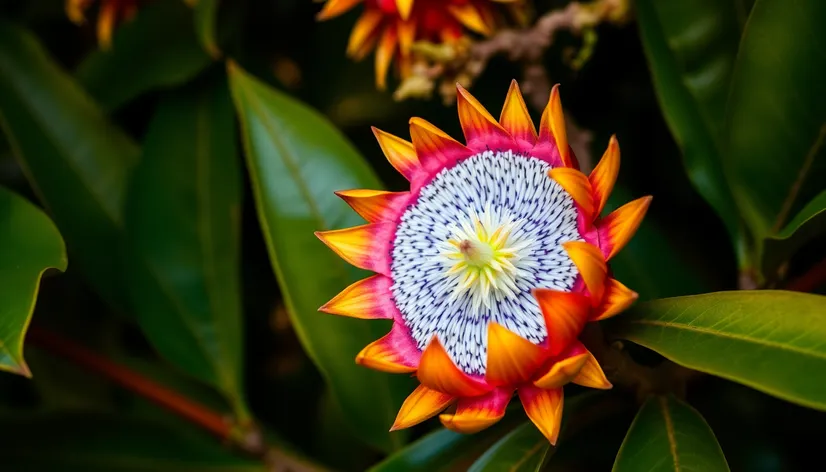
<box><xmin>26</xmin><ymin>326</ymin><xmax>233</xmax><ymax>440</ymax></box>
<box><xmin>784</xmin><ymin>257</ymin><xmax>826</xmax><ymax>293</ymax></box>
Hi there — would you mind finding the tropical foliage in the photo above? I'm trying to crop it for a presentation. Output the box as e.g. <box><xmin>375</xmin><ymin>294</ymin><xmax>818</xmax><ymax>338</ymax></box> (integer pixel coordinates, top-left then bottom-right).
<box><xmin>0</xmin><ymin>0</ymin><xmax>823</xmax><ymax>470</ymax></box>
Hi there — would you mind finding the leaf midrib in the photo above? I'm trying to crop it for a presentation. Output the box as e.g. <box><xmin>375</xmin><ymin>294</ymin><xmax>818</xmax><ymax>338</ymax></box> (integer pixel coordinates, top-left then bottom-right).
<box><xmin>658</xmin><ymin>397</ymin><xmax>681</xmax><ymax>472</ymax></box>
<box><xmin>628</xmin><ymin>318</ymin><xmax>826</xmax><ymax>361</ymax></box>
<box><xmin>232</xmin><ymin>75</ymin><xmax>402</xmax><ymax>449</ymax></box>
<box><xmin>194</xmin><ymin>89</ymin><xmax>236</xmax><ymax>399</ymax></box>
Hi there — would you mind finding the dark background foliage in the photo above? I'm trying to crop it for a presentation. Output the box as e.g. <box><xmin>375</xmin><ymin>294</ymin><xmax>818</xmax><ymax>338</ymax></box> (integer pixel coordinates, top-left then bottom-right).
<box><xmin>0</xmin><ymin>0</ymin><xmax>824</xmax><ymax>470</ymax></box>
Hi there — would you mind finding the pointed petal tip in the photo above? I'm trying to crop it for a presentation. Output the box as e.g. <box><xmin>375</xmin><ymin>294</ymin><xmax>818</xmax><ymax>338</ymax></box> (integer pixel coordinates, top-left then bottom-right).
<box><xmin>573</xmin><ymin>353</ymin><xmax>612</xmax><ymax>390</ymax></box>
<box><xmin>601</xmin><ymin>195</ymin><xmax>653</xmax><ymax>260</ymax></box>
<box><xmin>533</xmin><ymin>351</ymin><xmax>589</xmax><ymax>389</ymax></box>
<box><xmin>519</xmin><ymin>386</ymin><xmax>563</xmax><ymax>445</ymax></box>
<box><xmin>593</xmin><ymin>278</ymin><xmax>638</xmax><ymax>321</ymax></box>
<box><xmin>396</xmin><ymin>0</ymin><xmax>414</xmax><ymax>20</ymax></box>
<box><xmin>392</xmin><ymin>384</ymin><xmax>454</xmax><ymax>431</ymax></box>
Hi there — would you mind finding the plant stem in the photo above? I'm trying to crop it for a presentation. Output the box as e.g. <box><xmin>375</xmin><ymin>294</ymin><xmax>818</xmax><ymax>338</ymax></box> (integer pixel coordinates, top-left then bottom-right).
<box><xmin>26</xmin><ymin>326</ymin><xmax>241</xmax><ymax>445</ymax></box>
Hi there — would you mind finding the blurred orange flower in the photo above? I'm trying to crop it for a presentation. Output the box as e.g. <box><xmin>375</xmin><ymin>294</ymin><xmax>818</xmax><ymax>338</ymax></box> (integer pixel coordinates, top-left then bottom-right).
<box><xmin>66</xmin><ymin>0</ymin><xmax>140</xmax><ymax>49</ymax></box>
<box><xmin>317</xmin><ymin>0</ymin><xmax>518</xmax><ymax>89</ymax></box>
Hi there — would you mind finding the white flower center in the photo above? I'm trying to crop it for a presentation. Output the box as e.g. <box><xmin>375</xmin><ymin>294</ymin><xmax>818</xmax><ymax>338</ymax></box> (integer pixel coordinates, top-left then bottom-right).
<box><xmin>391</xmin><ymin>151</ymin><xmax>583</xmax><ymax>375</ymax></box>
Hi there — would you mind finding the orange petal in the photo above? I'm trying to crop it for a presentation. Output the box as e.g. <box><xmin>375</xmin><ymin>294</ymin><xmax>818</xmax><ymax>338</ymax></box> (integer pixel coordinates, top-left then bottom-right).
<box><xmin>66</xmin><ymin>0</ymin><xmax>91</xmax><ymax>24</ymax></box>
<box><xmin>499</xmin><ymin>80</ymin><xmax>537</xmax><ymax>152</ymax></box>
<box><xmin>533</xmin><ymin>289</ymin><xmax>590</xmax><ymax>356</ymax></box>
<box><xmin>592</xmin><ymin>277</ymin><xmax>638</xmax><ymax>321</ymax></box>
<box><xmin>317</xmin><ymin>0</ymin><xmax>362</xmax><ymax>20</ymax></box>
<box><xmin>447</xmin><ymin>3</ymin><xmax>490</xmax><ymax>36</ymax></box>
<box><xmin>456</xmin><ymin>84</ymin><xmax>511</xmax><ymax>149</ymax></box>
<box><xmin>485</xmin><ymin>322</ymin><xmax>546</xmax><ymax>386</ymax></box>
<box><xmin>562</xmin><ymin>241</ymin><xmax>607</xmax><ymax>304</ymax></box>
<box><xmin>96</xmin><ymin>0</ymin><xmax>117</xmax><ymax>50</ymax></box>
<box><xmin>533</xmin><ymin>342</ymin><xmax>589</xmax><ymax>389</ymax></box>
<box><xmin>599</xmin><ymin>196</ymin><xmax>652</xmax><ymax>261</ymax></box>
<box><xmin>572</xmin><ymin>351</ymin><xmax>612</xmax><ymax>389</ymax></box>
<box><xmin>319</xmin><ymin>274</ymin><xmax>394</xmax><ymax>319</ymax></box>
<box><xmin>335</xmin><ymin>189</ymin><xmax>409</xmax><ymax>223</ymax></box>
<box><xmin>375</xmin><ymin>25</ymin><xmax>398</xmax><ymax>90</ymax></box>
<box><xmin>357</xmin><ymin>327</ymin><xmax>418</xmax><ymax>374</ymax></box>
<box><xmin>519</xmin><ymin>386</ymin><xmax>564</xmax><ymax>445</ymax></box>
<box><xmin>418</xmin><ymin>336</ymin><xmax>491</xmax><ymax>397</ymax></box>
<box><xmin>440</xmin><ymin>387</ymin><xmax>513</xmax><ymax>434</ymax></box>
<box><xmin>395</xmin><ymin>0</ymin><xmax>414</xmax><ymax>20</ymax></box>
<box><xmin>347</xmin><ymin>10</ymin><xmax>384</xmax><ymax>58</ymax></box>
<box><xmin>392</xmin><ymin>384</ymin><xmax>454</xmax><ymax>431</ymax></box>
<box><xmin>589</xmin><ymin>135</ymin><xmax>620</xmax><ymax>218</ymax></box>
<box><xmin>372</xmin><ymin>127</ymin><xmax>420</xmax><ymax>181</ymax></box>
<box><xmin>547</xmin><ymin>167</ymin><xmax>595</xmax><ymax>219</ymax></box>
<box><xmin>538</xmin><ymin>84</ymin><xmax>570</xmax><ymax>167</ymax></box>
<box><xmin>409</xmin><ymin>117</ymin><xmax>471</xmax><ymax>174</ymax></box>
<box><xmin>315</xmin><ymin>223</ymin><xmax>394</xmax><ymax>275</ymax></box>
<box><xmin>397</xmin><ymin>17</ymin><xmax>416</xmax><ymax>57</ymax></box>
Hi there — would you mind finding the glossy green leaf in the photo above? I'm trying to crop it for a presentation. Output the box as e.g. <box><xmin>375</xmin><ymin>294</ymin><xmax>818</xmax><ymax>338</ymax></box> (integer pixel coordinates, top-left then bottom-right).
<box><xmin>467</xmin><ymin>391</ymin><xmax>608</xmax><ymax>472</ymax></box>
<box><xmin>613</xmin><ymin>290</ymin><xmax>826</xmax><ymax>410</ymax></box>
<box><xmin>0</xmin><ymin>20</ymin><xmax>139</xmax><ymax>310</ymax></box>
<box><xmin>636</xmin><ymin>0</ymin><xmax>745</xmax><ymax>252</ymax></box>
<box><xmin>227</xmin><ymin>61</ymin><xmax>411</xmax><ymax>452</ymax></box>
<box><xmin>193</xmin><ymin>0</ymin><xmax>221</xmax><ymax>58</ymax></box>
<box><xmin>468</xmin><ymin>422</ymin><xmax>550</xmax><ymax>472</ymax></box>
<box><xmin>763</xmin><ymin>191</ymin><xmax>826</xmax><ymax>274</ymax></box>
<box><xmin>0</xmin><ymin>187</ymin><xmax>67</xmax><ymax>376</ymax></box>
<box><xmin>0</xmin><ymin>413</ymin><xmax>265</xmax><ymax>472</ymax></box>
<box><xmin>726</xmin><ymin>0</ymin><xmax>826</xmax><ymax>253</ymax></box>
<box><xmin>613</xmin><ymin>395</ymin><xmax>729</xmax><ymax>472</ymax></box>
<box><xmin>125</xmin><ymin>74</ymin><xmax>247</xmax><ymax>418</ymax></box>
<box><xmin>369</xmin><ymin>419</ymin><xmax>519</xmax><ymax>472</ymax></box>
<box><xmin>76</xmin><ymin>0</ymin><xmax>212</xmax><ymax>111</ymax></box>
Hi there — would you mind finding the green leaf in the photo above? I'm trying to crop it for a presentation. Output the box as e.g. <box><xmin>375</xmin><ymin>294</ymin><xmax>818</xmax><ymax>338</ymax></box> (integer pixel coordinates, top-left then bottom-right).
<box><xmin>0</xmin><ymin>22</ymin><xmax>245</xmax><ymax>412</ymax></box>
<box><xmin>227</xmin><ymin>61</ymin><xmax>411</xmax><ymax>452</ymax></box>
<box><xmin>369</xmin><ymin>420</ymin><xmax>518</xmax><ymax>472</ymax></box>
<box><xmin>0</xmin><ymin>186</ymin><xmax>67</xmax><ymax>376</ymax></box>
<box><xmin>0</xmin><ymin>413</ymin><xmax>265</xmax><ymax>472</ymax></box>
<box><xmin>467</xmin><ymin>391</ymin><xmax>608</xmax><ymax>472</ymax></box>
<box><xmin>76</xmin><ymin>0</ymin><xmax>212</xmax><ymax>111</ymax></box>
<box><xmin>467</xmin><ymin>422</ymin><xmax>551</xmax><ymax>472</ymax></box>
<box><xmin>763</xmin><ymin>191</ymin><xmax>826</xmax><ymax>274</ymax></box>
<box><xmin>612</xmin><ymin>395</ymin><xmax>729</xmax><ymax>472</ymax></box>
<box><xmin>636</xmin><ymin>0</ymin><xmax>745</xmax><ymax>254</ymax></box>
<box><xmin>193</xmin><ymin>0</ymin><xmax>221</xmax><ymax>58</ymax></box>
<box><xmin>0</xmin><ymin>20</ymin><xmax>139</xmax><ymax>310</ymax></box>
<box><xmin>125</xmin><ymin>74</ymin><xmax>247</xmax><ymax>418</ymax></box>
<box><xmin>726</xmin><ymin>0</ymin><xmax>826</xmax><ymax>256</ymax></box>
<box><xmin>612</xmin><ymin>290</ymin><xmax>826</xmax><ymax>410</ymax></box>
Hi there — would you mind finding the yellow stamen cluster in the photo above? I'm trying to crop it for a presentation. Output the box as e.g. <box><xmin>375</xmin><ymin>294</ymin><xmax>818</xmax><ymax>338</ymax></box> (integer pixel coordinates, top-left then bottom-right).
<box><xmin>441</xmin><ymin>213</ymin><xmax>531</xmax><ymax>311</ymax></box>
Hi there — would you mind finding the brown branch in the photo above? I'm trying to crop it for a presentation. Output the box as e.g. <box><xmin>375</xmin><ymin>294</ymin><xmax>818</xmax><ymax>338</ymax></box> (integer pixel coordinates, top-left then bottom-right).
<box><xmin>26</xmin><ymin>326</ymin><xmax>330</xmax><ymax>472</ymax></box>
<box><xmin>26</xmin><ymin>327</ymin><xmax>255</xmax><ymax>451</ymax></box>
<box><xmin>580</xmin><ymin>323</ymin><xmax>701</xmax><ymax>402</ymax></box>
<box><xmin>397</xmin><ymin>0</ymin><xmax>631</xmax><ymax>172</ymax></box>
